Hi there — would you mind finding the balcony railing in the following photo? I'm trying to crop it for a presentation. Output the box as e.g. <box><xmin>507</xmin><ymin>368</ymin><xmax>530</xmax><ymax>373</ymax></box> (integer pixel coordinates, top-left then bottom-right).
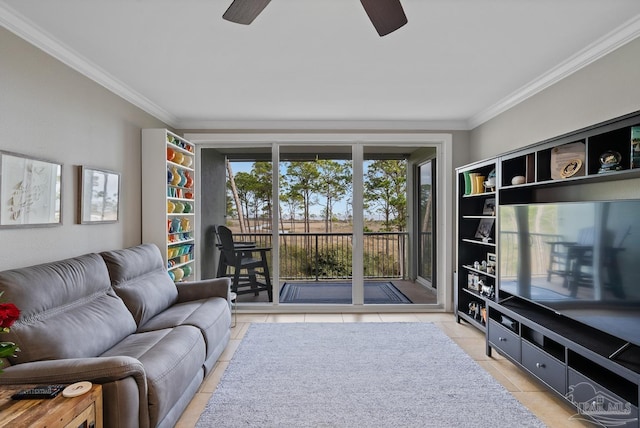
<box><xmin>499</xmin><ymin>231</ymin><xmax>563</xmax><ymax>279</ymax></box>
<box><xmin>231</xmin><ymin>232</ymin><xmax>409</xmax><ymax>281</ymax></box>
<box><xmin>231</xmin><ymin>230</ymin><xmax>559</xmax><ymax>282</ymax></box>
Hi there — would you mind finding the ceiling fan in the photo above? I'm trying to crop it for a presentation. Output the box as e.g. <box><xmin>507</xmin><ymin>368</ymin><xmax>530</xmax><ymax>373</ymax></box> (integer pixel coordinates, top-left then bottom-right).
<box><xmin>222</xmin><ymin>0</ymin><xmax>408</xmax><ymax>37</ymax></box>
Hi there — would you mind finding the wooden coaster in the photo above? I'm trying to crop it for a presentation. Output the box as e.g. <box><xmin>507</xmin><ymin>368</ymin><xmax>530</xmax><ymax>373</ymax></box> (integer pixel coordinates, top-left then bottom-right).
<box><xmin>62</xmin><ymin>381</ymin><xmax>92</xmax><ymax>398</ymax></box>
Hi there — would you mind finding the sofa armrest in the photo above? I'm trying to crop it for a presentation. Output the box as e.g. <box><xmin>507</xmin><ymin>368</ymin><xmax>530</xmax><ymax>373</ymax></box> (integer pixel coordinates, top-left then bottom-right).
<box><xmin>0</xmin><ymin>356</ymin><xmax>146</xmax><ymax>387</ymax></box>
<box><xmin>1</xmin><ymin>356</ymin><xmax>150</xmax><ymax>428</ymax></box>
<box><xmin>176</xmin><ymin>277</ymin><xmax>231</xmax><ymax>303</ymax></box>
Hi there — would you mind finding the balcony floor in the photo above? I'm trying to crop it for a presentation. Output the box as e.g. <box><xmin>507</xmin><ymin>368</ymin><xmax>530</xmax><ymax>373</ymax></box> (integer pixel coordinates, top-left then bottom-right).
<box><xmin>235</xmin><ymin>279</ymin><xmax>437</xmax><ymax>304</ymax></box>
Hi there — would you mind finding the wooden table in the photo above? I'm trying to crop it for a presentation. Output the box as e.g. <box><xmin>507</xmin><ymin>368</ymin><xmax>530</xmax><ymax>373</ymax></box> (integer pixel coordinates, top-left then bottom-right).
<box><xmin>0</xmin><ymin>383</ymin><xmax>102</xmax><ymax>428</ymax></box>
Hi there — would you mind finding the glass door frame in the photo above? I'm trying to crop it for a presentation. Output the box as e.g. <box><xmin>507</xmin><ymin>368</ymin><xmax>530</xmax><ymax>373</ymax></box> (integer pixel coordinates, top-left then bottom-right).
<box><xmin>412</xmin><ymin>155</ymin><xmax>437</xmax><ymax>288</ymax></box>
<box><xmin>189</xmin><ymin>132</ymin><xmax>453</xmax><ymax>312</ymax></box>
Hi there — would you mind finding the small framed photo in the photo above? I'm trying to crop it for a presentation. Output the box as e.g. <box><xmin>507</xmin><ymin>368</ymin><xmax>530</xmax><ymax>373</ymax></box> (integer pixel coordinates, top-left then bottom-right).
<box><xmin>475</xmin><ymin>218</ymin><xmax>494</xmax><ymax>240</ymax></box>
<box><xmin>487</xmin><ymin>252</ymin><xmax>497</xmax><ymax>266</ymax></box>
<box><xmin>0</xmin><ymin>151</ymin><xmax>62</xmax><ymax>228</ymax></box>
<box><xmin>482</xmin><ymin>198</ymin><xmax>496</xmax><ymax>215</ymax></box>
<box><xmin>468</xmin><ymin>273</ymin><xmax>479</xmax><ymax>291</ymax></box>
<box><xmin>631</xmin><ymin>126</ymin><xmax>640</xmax><ymax>169</ymax></box>
<box><xmin>79</xmin><ymin>166</ymin><xmax>120</xmax><ymax>224</ymax></box>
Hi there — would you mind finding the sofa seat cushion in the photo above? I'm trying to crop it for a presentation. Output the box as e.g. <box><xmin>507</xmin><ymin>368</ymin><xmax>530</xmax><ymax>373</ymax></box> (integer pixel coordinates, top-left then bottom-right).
<box><xmin>101</xmin><ymin>244</ymin><xmax>178</xmax><ymax>327</ymax></box>
<box><xmin>138</xmin><ymin>297</ymin><xmax>231</xmax><ymax>360</ymax></box>
<box><xmin>101</xmin><ymin>325</ymin><xmax>205</xmax><ymax>427</ymax></box>
<box><xmin>0</xmin><ymin>253</ymin><xmax>137</xmax><ymax>364</ymax></box>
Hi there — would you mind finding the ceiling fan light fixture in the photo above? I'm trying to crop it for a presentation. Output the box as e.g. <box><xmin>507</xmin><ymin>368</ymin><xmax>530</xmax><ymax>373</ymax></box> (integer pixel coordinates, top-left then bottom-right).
<box><xmin>223</xmin><ymin>0</ymin><xmax>272</xmax><ymax>25</ymax></box>
<box><xmin>360</xmin><ymin>0</ymin><xmax>408</xmax><ymax>36</ymax></box>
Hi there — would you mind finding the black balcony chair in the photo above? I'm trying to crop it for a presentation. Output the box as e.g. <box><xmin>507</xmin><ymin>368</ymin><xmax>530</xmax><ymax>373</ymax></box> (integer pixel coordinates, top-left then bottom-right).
<box><xmin>214</xmin><ymin>224</ymin><xmax>255</xmax><ymax>278</ymax></box>
<box><xmin>216</xmin><ymin>225</ymin><xmax>273</xmax><ymax>302</ymax></box>
<box><xmin>546</xmin><ymin>226</ymin><xmax>629</xmax><ymax>297</ymax></box>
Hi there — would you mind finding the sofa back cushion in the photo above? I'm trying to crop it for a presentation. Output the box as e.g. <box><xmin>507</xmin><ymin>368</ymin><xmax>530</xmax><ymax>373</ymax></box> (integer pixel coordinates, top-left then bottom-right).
<box><xmin>0</xmin><ymin>253</ymin><xmax>137</xmax><ymax>364</ymax></box>
<box><xmin>101</xmin><ymin>244</ymin><xmax>178</xmax><ymax>327</ymax></box>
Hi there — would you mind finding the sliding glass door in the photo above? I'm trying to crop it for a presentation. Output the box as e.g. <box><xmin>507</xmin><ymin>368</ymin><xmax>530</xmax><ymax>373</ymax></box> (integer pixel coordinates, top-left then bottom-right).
<box><xmin>197</xmin><ymin>136</ymin><xmax>449</xmax><ymax>309</ymax></box>
<box><xmin>278</xmin><ymin>145</ymin><xmax>354</xmax><ymax>304</ymax></box>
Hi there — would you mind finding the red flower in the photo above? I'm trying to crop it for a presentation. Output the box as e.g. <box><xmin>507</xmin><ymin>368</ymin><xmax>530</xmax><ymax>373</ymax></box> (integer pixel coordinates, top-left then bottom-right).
<box><xmin>0</xmin><ymin>303</ymin><xmax>20</xmax><ymax>330</ymax></box>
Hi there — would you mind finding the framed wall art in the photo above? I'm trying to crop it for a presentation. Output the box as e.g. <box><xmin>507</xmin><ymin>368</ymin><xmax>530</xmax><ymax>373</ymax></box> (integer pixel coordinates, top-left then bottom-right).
<box><xmin>79</xmin><ymin>166</ymin><xmax>120</xmax><ymax>224</ymax></box>
<box><xmin>0</xmin><ymin>151</ymin><xmax>62</xmax><ymax>228</ymax></box>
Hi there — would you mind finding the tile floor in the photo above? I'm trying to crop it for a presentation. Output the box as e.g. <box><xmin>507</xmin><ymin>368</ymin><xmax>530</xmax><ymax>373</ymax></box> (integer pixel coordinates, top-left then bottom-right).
<box><xmin>175</xmin><ymin>313</ymin><xmax>594</xmax><ymax>427</ymax></box>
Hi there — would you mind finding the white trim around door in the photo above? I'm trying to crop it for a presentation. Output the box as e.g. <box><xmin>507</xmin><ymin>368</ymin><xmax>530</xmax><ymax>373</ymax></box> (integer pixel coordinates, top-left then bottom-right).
<box><xmin>188</xmin><ymin>132</ymin><xmax>453</xmax><ymax>313</ymax></box>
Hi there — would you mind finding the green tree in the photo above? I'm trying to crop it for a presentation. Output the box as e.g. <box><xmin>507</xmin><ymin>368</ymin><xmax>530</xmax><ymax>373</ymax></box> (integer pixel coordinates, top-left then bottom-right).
<box><xmin>233</xmin><ymin>171</ymin><xmax>262</xmax><ymax>232</ymax></box>
<box><xmin>281</xmin><ymin>187</ymin><xmax>303</xmax><ymax>231</ymax></box>
<box><xmin>317</xmin><ymin>160</ymin><xmax>352</xmax><ymax>232</ymax></box>
<box><xmin>364</xmin><ymin>160</ymin><xmax>407</xmax><ymax>231</ymax></box>
<box><xmin>284</xmin><ymin>161</ymin><xmax>320</xmax><ymax>232</ymax></box>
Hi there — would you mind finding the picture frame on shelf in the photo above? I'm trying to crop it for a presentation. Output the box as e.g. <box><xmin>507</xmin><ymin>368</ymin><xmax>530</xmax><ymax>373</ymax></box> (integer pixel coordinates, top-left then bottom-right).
<box><xmin>0</xmin><ymin>151</ymin><xmax>62</xmax><ymax>228</ymax></box>
<box><xmin>631</xmin><ymin>126</ymin><xmax>640</xmax><ymax>169</ymax></box>
<box><xmin>550</xmin><ymin>140</ymin><xmax>585</xmax><ymax>179</ymax></box>
<box><xmin>467</xmin><ymin>273</ymin><xmax>478</xmax><ymax>291</ymax></box>
<box><xmin>79</xmin><ymin>166</ymin><xmax>120</xmax><ymax>224</ymax></box>
<box><xmin>482</xmin><ymin>198</ymin><xmax>496</xmax><ymax>215</ymax></box>
<box><xmin>487</xmin><ymin>252</ymin><xmax>497</xmax><ymax>265</ymax></box>
<box><xmin>475</xmin><ymin>218</ymin><xmax>494</xmax><ymax>240</ymax></box>
<box><xmin>487</xmin><ymin>252</ymin><xmax>497</xmax><ymax>274</ymax></box>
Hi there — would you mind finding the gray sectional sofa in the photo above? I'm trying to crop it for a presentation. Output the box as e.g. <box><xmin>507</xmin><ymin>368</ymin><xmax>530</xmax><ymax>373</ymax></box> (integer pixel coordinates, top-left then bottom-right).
<box><xmin>0</xmin><ymin>244</ymin><xmax>231</xmax><ymax>428</ymax></box>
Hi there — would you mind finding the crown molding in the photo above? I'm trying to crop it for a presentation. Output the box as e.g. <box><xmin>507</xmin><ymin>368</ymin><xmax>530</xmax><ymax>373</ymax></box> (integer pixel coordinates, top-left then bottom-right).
<box><xmin>0</xmin><ymin>4</ymin><xmax>178</xmax><ymax>128</ymax></box>
<box><xmin>177</xmin><ymin>119</ymin><xmax>469</xmax><ymax>131</ymax></box>
<box><xmin>468</xmin><ymin>14</ymin><xmax>640</xmax><ymax>130</ymax></box>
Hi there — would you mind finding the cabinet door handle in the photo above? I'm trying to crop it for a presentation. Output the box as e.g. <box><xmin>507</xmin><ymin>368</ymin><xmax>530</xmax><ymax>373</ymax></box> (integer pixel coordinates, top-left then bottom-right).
<box><xmin>498</xmin><ymin>337</ymin><xmax>506</xmax><ymax>342</ymax></box>
<box><xmin>535</xmin><ymin>362</ymin><xmax>545</xmax><ymax>369</ymax></box>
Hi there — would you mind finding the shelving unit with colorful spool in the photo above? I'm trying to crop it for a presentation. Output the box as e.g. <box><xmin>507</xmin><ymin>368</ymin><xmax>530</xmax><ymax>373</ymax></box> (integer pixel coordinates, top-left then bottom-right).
<box><xmin>142</xmin><ymin>129</ymin><xmax>197</xmax><ymax>283</ymax></box>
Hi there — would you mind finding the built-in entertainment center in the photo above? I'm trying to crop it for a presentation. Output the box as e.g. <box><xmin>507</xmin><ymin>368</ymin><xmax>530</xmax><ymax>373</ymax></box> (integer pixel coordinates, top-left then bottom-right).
<box><xmin>455</xmin><ymin>110</ymin><xmax>640</xmax><ymax>427</ymax></box>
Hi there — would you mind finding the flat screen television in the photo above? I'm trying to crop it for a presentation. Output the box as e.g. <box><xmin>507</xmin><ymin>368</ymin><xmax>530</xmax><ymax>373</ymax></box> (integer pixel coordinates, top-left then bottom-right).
<box><xmin>499</xmin><ymin>200</ymin><xmax>640</xmax><ymax>348</ymax></box>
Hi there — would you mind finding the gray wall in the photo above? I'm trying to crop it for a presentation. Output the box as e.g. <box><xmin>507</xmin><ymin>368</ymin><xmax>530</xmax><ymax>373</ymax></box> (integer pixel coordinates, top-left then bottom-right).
<box><xmin>199</xmin><ymin>148</ymin><xmax>228</xmax><ymax>279</ymax></box>
<box><xmin>470</xmin><ymin>37</ymin><xmax>640</xmax><ymax>161</ymax></box>
<box><xmin>446</xmin><ymin>131</ymin><xmax>471</xmax><ymax>169</ymax></box>
<box><xmin>0</xmin><ymin>28</ymin><xmax>167</xmax><ymax>271</ymax></box>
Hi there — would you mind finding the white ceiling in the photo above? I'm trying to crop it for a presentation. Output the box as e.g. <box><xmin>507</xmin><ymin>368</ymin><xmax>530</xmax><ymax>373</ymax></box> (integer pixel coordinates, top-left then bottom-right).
<box><xmin>2</xmin><ymin>0</ymin><xmax>640</xmax><ymax>130</ymax></box>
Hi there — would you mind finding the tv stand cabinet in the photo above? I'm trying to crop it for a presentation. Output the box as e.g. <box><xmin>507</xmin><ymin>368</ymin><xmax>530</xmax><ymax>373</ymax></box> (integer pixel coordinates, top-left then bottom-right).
<box><xmin>487</xmin><ymin>298</ymin><xmax>639</xmax><ymax>427</ymax></box>
<box><xmin>456</xmin><ymin>109</ymin><xmax>640</xmax><ymax>427</ymax></box>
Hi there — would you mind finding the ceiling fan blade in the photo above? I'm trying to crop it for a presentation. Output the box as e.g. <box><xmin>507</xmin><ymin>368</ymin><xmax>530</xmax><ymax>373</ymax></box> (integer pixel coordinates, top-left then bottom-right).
<box><xmin>360</xmin><ymin>0</ymin><xmax>408</xmax><ymax>36</ymax></box>
<box><xmin>223</xmin><ymin>0</ymin><xmax>272</xmax><ymax>25</ymax></box>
